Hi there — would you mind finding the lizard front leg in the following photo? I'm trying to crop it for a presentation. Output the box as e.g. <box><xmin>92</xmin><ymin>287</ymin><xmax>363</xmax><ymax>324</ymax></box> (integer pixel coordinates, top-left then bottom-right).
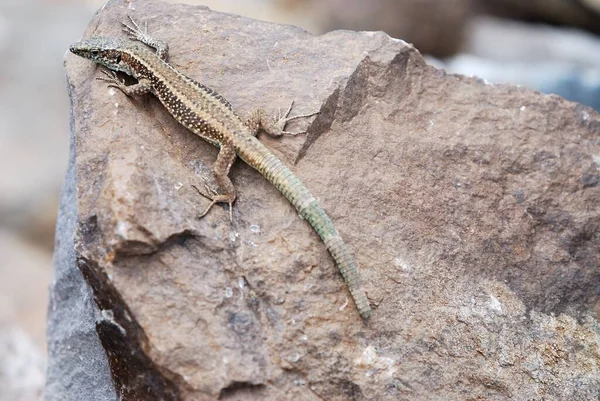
<box><xmin>122</xmin><ymin>16</ymin><xmax>169</xmax><ymax>61</ymax></box>
<box><xmin>97</xmin><ymin>70</ymin><xmax>152</xmax><ymax>96</ymax></box>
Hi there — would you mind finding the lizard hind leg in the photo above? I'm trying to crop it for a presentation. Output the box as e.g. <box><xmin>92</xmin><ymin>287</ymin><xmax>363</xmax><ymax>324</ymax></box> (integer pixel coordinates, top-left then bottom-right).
<box><xmin>192</xmin><ymin>145</ymin><xmax>238</xmax><ymax>222</ymax></box>
<box><xmin>246</xmin><ymin>100</ymin><xmax>320</xmax><ymax>137</ymax></box>
<box><xmin>193</xmin><ymin>186</ymin><xmax>235</xmax><ymax>222</ymax></box>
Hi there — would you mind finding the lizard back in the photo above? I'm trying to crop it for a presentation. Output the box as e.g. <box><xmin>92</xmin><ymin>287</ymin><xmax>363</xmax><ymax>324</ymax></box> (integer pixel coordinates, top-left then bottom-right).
<box><xmin>70</xmin><ymin>34</ymin><xmax>372</xmax><ymax>319</ymax></box>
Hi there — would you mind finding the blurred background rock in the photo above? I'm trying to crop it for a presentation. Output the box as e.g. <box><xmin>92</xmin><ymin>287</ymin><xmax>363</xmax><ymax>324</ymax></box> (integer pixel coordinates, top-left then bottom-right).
<box><xmin>0</xmin><ymin>0</ymin><xmax>598</xmax><ymax>399</ymax></box>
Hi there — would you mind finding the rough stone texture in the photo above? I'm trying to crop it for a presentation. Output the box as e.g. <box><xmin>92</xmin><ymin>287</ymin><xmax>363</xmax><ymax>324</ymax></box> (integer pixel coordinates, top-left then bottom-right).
<box><xmin>52</xmin><ymin>0</ymin><xmax>600</xmax><ymax>400</ymax></box>
<box><xmin>45</xmin><ymin>71</ymin><xmax>117</xmax><ymax>400</ymax></box>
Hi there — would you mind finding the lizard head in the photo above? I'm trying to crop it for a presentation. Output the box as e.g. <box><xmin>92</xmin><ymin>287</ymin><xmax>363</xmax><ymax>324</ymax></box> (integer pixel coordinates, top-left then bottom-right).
<box><xmin>70</xmin><ymin>37</ymin><xmax>134</xmax><ymax>76</ymax></box>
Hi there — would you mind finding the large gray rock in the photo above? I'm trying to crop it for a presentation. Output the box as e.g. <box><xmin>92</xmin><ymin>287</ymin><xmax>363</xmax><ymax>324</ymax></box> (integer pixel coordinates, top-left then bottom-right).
<box><xmin>50</xmin><ymin>0</ymin><xmax>600</xmax><ymax>400</ymax></box>
<box><xmin>45</xmin><ymin>78</ymin><xmax>116</xmax><ymax>400</ymax></box>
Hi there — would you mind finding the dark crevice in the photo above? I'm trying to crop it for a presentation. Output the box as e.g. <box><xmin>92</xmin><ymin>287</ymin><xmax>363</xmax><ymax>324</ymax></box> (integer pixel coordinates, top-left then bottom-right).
<box><xmin>112</xmin><ymin>229</ymin><xmax>201</xmax><ymax>261</ymax></box>
<box><xmin>296</xmin><ymin>87</ymin><xmax>340</xmax><ymax>164</ymax></box>
<box><xmin>146</xmin><ymin>229</ymin><xmax>199</xmax><ymax>255</ymax></box>
<box><xmin>218</xmin><ymin>381</ymin><xmax>266</xmax><ymax>400</ymax></box>
<box><xmin>76</xmin><ymin>256</ymin><xmax>184</xmax><ymax>400</ymax></box>
<box><xmin>77</xmin><ymin>209</ymin><xmax>202</xmax><ymax>260</ymax></box>
<box><xmin>79</xmin><ymin>214</ymin><xmax>101</xmax><ymax>248</ymax></box>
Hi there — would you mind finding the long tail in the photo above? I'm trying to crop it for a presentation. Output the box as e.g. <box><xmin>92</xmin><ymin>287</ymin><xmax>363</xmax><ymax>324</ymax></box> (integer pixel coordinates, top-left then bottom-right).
<box><xmin>240</xmin><ymin>138</ymin><xmax>372</xmax><ymax>318</ymax></box>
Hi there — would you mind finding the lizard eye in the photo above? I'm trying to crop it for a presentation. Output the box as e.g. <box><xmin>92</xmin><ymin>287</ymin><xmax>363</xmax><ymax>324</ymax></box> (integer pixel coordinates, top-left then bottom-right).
<box><xmin>115</xmin><ymin>54</ymin><xmax>121</xmax><ymax>63</ymax></box>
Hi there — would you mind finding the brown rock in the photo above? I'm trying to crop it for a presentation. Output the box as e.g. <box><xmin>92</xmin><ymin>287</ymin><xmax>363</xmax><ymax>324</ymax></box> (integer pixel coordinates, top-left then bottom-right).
<box><xmin>311</xmin><ymin>0</ymin><xmax>472</xmax><ymax>58</ymax></box>
<box><xmin>53</xmin><ymin>0</ymin><xmax>600</xmax><ymax>400</ymax></box>
<box><xmin>476</xmin><ymin>0</ymin><xmax>600</xmax><ymax>35</ymax></box>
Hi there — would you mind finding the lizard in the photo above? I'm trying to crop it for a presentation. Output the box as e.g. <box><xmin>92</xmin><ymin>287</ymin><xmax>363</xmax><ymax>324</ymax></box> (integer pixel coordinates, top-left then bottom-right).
<box><xmin>69</xmin><ymin>16</ymin><xmax>372</xmax><ymax>319</ymax></box>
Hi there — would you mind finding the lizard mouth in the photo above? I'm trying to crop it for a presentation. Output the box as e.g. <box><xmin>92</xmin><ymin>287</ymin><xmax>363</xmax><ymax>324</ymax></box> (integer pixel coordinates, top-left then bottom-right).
<box><xmin>69</xmin><ymin>43</ymin><xmax>90</xmax><ymax>58</ymax></box>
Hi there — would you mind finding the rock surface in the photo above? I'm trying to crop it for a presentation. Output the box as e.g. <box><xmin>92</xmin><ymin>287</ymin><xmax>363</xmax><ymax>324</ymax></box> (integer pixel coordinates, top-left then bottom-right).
<box><xmin>45</xmin><ymin>78</ymin><xmax>116</xmax><ymax>400</ymax></box>
<box><xmin>51</xmin><ymin>0</ymin><xmax>600</xmax><ymax>400</ymax></box>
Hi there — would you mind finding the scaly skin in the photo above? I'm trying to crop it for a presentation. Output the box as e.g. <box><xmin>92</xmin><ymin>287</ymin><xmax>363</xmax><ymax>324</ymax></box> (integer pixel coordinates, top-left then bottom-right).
<box><xmin>70</xmin><ymin>17</ymin><xmax>372</xmax><ymax>319</ymax></box>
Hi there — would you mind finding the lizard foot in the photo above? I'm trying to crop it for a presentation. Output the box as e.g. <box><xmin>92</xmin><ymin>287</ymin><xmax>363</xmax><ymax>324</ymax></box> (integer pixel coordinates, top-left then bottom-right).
<box><xmin>122</xmin><ymin>15</ymin><xmax>149</xmax><ymax>43</ymax></box>
<box><xmin>271</xmin><ymin>100</ymin><xmax>320</xmax><ymax>136</ymax></box>
<box><xmin>121</xmin><ymin>15</ymin><xmax>169</xmax><ymax>60</ymax></box>
<box><xmin>250</xmin><ymin>100</ymin><xmax>319</xmax><ymax>137</ymax></box>
<box><xmin>192</xmin><ymin>184</ymin><xmax>235</xmax><ymax>222</ymax></box>
<box><xmin>96</xmin><ymin>69</ymin><xmax>128</xmax><ymax>93</ymax></box>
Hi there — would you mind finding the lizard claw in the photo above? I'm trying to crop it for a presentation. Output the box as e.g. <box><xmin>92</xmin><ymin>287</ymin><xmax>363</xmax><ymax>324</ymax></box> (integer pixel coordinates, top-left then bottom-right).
<box><xmin>122</xmin><ymin>15</ymin><xmax>148</xmax><ymax>42</ymax></box>
<box><xmin>192</xmin><ymin>184</ymin><xmax>234</xmax><ymax>222</ymax></box>
<box><xmin>96</xmin><ymin>69</ymin><xmax>127</xmax><ymax>92</ymax></box>
<box><xmin>121</xmin><ymin>16</ymin><xmax>169</xmax><ymax>60</ymax></box>
<box><xmin>272</xmin><ymin>100</ymin><xmax>320</xmax><ymax>136</ymax></box>
<box><xmin>97</xmin><ymin>69</ymin><xmax>118</xmax><ymax>80</ymax></box>
<box><xmin>191</xmin><ymin>183</ymin><xmax>218</xmax><ymax>200</ymax></box>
